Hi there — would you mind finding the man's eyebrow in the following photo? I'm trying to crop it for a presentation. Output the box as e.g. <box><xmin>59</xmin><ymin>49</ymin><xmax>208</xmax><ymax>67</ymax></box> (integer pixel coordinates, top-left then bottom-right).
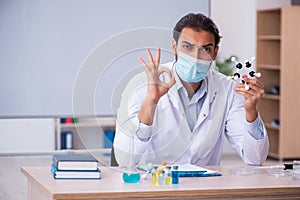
<box><xmin>182</xmin><ymin>41</ymin><xmax>214</xmax><ymax>48</ymax></box>
<box><xmin>182</xmin><ymin>41</ymin><xmax>195</xmax><ymax>46</ymax></box>
<box><xmin>202</xmin><ymin>43</ymin><xmax>214</xmax><ymax>47</ymax></box>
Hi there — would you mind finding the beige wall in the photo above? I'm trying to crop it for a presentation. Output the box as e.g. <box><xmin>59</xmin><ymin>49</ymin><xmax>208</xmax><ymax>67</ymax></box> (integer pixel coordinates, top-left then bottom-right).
<box><xmin>211</xmin><ymin>0</ymin><xmax>256</xmax><ymax>62</ymax></box>
<box><xmin>210</xmin><ymin>0</ymin><xmax>291</xmax><ymax>62</ymax></box>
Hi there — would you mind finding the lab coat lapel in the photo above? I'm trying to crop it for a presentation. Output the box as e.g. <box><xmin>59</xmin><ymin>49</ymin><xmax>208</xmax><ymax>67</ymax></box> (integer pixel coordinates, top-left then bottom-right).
<box><xmin>168</xmin><ymin>82</ymin><xmax>192</xmax><ymax>135</ymax></box>
<box><xmin>193</xmin><ymin>73</ymin><xmax>218</xmax><ymax>131</ymax></box>
<box><xmin>191</xmin><ymin>70</ymin><xmax>227</xmax><ymax>158</ymax></box>
<box><xmin>164</xmin><ymin>62</ymin><xmax>192</xmax><ymax>135</ymax></box>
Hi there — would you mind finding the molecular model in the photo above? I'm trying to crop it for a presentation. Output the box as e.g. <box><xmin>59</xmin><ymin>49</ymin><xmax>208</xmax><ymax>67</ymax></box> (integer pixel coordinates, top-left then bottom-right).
<box><xmin>227</xmin><ymin>56</ymin><xmax>261</xmax><ymax>90</ymax></box>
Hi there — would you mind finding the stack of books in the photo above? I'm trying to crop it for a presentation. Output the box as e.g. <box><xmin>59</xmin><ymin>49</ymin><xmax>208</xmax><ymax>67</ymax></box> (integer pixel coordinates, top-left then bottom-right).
<box><xmin>51</xmin><ymin>154</ymin><xmax>101</xmax><ymax>179</ymax></box>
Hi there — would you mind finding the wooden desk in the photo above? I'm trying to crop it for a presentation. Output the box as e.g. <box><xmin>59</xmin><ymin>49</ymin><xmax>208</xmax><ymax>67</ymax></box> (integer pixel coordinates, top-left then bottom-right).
<box><xmin>21</xmin><ymin>166</ymin><xmax>300</xmax><ymax>200</ymax></box>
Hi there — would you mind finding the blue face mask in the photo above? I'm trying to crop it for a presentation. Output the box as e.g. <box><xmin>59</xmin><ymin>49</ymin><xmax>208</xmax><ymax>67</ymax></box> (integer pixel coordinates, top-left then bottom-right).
<box><xmin>175</xmin><ymin>52</ymin><xmax>212</xmax><ymax>83</ymax></box>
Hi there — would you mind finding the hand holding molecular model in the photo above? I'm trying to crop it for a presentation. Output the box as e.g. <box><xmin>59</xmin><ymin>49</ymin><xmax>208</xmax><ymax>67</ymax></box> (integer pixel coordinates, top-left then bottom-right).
<box><xmin>227</xmin><ymin>57</ymin><xmax>261</xmax><ymax>90</ymax></box>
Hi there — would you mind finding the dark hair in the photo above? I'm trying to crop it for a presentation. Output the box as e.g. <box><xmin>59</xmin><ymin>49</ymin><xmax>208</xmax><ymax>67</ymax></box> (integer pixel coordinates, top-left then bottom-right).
<box><xmin>173</xmin><ymin>13</ymin><xmax>222</xmax><ymax>47</ymax></box>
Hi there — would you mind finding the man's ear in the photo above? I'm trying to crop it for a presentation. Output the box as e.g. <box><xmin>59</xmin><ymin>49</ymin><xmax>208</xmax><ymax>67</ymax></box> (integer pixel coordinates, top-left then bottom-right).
<box><xmin>172</xmin><ymin>39</ymin><xmax>178</xmax><ymax>60</ymax></box>
<box><xmin>212</xmin><ymin>46</ymin><xmax>219</xmax><ymax>60</ymax></box>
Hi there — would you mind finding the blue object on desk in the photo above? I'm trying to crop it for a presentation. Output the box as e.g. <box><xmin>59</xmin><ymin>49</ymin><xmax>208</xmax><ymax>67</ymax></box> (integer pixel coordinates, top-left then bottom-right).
<box><xmin>177</xmin><ymin>164</ymin><xmax>222</xmax><ymax>177</ymax></box>
<box><xmin>179</xmin><ymin>171</ymin><xmax>222</xmax><ymax>177</ymax></box>
<box><xmin>172</xmin><ymin>166</ymin><xmax>179</xmax><ymax>184</ymax></box>
<box><xmin>123</xmin><ymin>171</ymin><xmax>140</xmax><ymax>183</ymax></box>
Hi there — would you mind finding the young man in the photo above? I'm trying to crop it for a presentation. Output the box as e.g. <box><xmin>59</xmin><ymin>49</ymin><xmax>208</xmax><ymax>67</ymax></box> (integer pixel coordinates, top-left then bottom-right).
<box><xmin>113</xmin><ymin>13</ymin><xmax>269</xmax><ymax>167</ymax></box>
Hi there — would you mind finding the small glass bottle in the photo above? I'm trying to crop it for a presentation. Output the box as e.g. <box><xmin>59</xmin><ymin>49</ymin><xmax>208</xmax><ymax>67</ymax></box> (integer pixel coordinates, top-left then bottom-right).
<box><xmin>158</xmin><ymin>170</ymin><xmax>165</xmax><ymax>185</ymax></box>
<box><xmin>157</xmin><ymin>167</ymin><xmax>163</xmax><ymax>174</ymax></box>
<box><xmin>165</xmin><ymin>166</ymin><xmax>172</xmax><ymax>184</ymax></box>
<box><xmin>151</xmin><ymin>166</ymin><xmax>159</xmax><ymax>185</ymax></box>
<box><xmin>122</xmin><ymin>170</ymin><xmax>140</xmax><ymax>183</ymax></box>
<box><xmin>122</xmin><ymin>133</ymin><xmax>140</xmax><ymax>183</ymax></box>
<box><xmin>172</xmin><ymin>165</ymin><xmax>179</xmax><ymax>184</ymax></box>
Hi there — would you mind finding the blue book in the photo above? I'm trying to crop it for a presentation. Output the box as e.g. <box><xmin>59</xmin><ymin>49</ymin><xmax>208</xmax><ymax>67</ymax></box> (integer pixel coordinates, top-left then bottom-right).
<box><xmin>51</xmin><ymin>164</ymin><xmax>101</xmax><ymax>179</ymax></box>
<box><xmin>53</xmin><ymin>154</ymin><xmax>98</xmax><ymax>171</ymax></box>
<box><xmin>177</xmin><ymin>164</ymin><xmax>222</xmax><ymax>177</ymax></box>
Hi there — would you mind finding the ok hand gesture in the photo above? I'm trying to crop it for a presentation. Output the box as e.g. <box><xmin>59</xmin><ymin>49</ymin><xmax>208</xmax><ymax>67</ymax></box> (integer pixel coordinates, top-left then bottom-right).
<box><xmin>138</xmin><ymin>48</ymin><xmax>176</xmax><ymax>104</ymax></box>
<box><xmin>137</xmin><ymin>48</ymin><xmax>176</xmax><ymax>125</ymax></box>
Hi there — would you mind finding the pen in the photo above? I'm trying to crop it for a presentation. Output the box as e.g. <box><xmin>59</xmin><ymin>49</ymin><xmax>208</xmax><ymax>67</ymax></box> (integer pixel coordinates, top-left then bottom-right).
<box><xmin>247</xmin><ymin>164</ymin><xmax>293</xmax><ymax>170</ymax></box>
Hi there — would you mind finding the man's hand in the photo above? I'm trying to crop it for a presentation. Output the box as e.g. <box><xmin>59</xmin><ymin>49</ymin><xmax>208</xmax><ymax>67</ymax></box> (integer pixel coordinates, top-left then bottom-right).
<box><xmin>234</xmin><ymin>74</ymin><xmax>265</xmax><ymax>122</ymax></box>
<box><xmin>137</xmin><ymin>48</ymin><xmax>176</xmax><ymax>125</ymax></box>
<box><xmin>138</xmin><ymin>48</ymin><xmax>176</xmax><ymax>103</ymax></box>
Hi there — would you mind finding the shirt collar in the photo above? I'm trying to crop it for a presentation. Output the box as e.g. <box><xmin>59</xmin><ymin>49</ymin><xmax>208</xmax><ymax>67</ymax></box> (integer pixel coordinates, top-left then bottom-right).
<box><xmin>174</xmin><ymin>70</ymin><xmax>208</xmax><ymax>104</ymax></box>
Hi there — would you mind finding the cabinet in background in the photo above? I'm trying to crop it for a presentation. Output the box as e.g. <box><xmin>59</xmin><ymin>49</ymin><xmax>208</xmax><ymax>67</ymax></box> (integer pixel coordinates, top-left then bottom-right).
<box><xmin>256</xmin><ymin>6</ymin><xmax>300</xmax><ymax>159</ymax></box>
<box><xmin>55</xmin><ymin>117</ymin><xmax>116</xmax><ymax>150</ymax></box>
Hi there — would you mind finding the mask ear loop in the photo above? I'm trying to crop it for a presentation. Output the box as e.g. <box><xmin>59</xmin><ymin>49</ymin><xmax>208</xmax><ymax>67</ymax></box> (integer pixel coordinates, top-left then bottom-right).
<box><xmin>171</xmin><ymin>48</ymin><xmax>178</xmax><ymax>75</ymax></box>
<box><xmin>208</xmin><ymin>60</ymin><xmax>213</xmax><ymax>69</ymax></box>
<box><xmin>171</xmin><ymin>60</ymin><xmax>176</xmax><ymax>75</ymax></box>
<box><xmin>199</xmin><ymin>46</ymin><xmax>213</xmax><ymax>70</ymax></box>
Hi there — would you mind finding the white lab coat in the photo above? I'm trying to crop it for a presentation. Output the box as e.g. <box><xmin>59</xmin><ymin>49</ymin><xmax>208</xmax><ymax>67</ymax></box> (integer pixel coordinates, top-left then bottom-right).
<box><xmin>114</xmin><ymin>62</ymin><xmax>269</xmax><ymax>167</ymax></box>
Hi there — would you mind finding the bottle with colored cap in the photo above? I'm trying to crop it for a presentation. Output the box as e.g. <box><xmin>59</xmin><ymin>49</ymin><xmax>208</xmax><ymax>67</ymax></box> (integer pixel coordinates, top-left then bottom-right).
<box><xmin>172</xmin><ymin>166</ymin><xmax>179</xmax><ymax>184</ymax></box>
<box><xmin>151</xmin><ymin>166</ymin><xmax>159</xmax><ymax>185</ymax></box>
<box><xmin>165</xmin><ymin>166</ymin><xmax>172</xmax><ymax>184</ymax></box>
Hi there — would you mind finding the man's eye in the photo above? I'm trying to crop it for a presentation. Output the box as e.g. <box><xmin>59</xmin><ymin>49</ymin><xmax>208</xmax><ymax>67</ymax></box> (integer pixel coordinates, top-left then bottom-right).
<box><xmin>202</xmin><ymin>47</ymin><xmax>211</xmax><ymax>53</ymax></box>
<box><xmin>183</xmin><ymin>44</ymin><xmax>192</xmax><ymax>50</ymax></box>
